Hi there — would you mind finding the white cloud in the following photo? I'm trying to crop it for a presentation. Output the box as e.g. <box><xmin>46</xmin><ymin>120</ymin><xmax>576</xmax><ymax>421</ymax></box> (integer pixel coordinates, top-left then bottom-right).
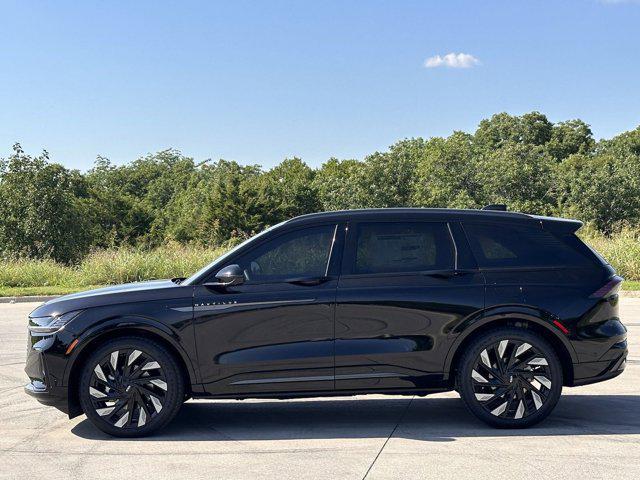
<box><xmin>424</xmin><ymin>53</ymin><xmax>481</xmax><ymax>69</ymax></box>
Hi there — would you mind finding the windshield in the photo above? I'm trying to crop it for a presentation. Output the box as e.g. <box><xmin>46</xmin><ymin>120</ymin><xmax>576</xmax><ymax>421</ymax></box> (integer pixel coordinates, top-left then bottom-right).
<box><xmin>182</xmin><ymin>221</ymin><xmax>287</xmax><ymax>285</ymax></box>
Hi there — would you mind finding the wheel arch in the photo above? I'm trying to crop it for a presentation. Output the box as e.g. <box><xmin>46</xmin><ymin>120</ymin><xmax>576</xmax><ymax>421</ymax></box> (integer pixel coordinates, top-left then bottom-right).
<box><xmin>444</xmin><ymin>310</ymin><xmax>577</xmax><ymax>388</ymax></box>
<box><xmin>65</xmin><ymin>318</ymin><xmax>198</xmax><ymax>418</ymax></box>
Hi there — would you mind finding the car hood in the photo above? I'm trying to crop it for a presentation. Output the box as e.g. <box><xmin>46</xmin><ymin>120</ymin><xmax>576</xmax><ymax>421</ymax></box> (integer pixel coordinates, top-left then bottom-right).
<box><xmin>30</xmin><ymin>279</ymin><xmax>193</xmax><ymax>317</ymax></box>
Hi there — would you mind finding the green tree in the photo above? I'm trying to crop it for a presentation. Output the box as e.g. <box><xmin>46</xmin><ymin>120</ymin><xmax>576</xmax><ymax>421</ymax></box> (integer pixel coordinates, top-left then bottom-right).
<box><xmin>256</xmin><ymin>158</ymin><xmax>320</xmax><ymax>223</ymax></box>
<box><xmin>357</xmin><ymin>138</ymin><xmax>424</xmax><ymax>208</ymax></box>
<box><xmin>165</xmin><ymin>160</ymin><xmax>265</xmax><ymax>245</ymax></box>
<box><xmin>3</xmin><ymin>111</ymin><xmax>640</xmax><ymax>264</ymax></box>
<box><xmin>475</xmin><ymin>112</ymin><xmax>553</xmax><ymax>150</ymax></box>
<box><xmin>556</xmin><ymin>152</ymin><xmax>640</xmax><ymax>232</ymax></box>
<box><xmin>596</xmin><ymin>126</ymin><xmax>640</xmax><ymax>157</ymax></box>
<box><xmin>0</xmin><ymin>144</ymin><xmax>93</xmax><ymax>263</ymax></box>
<box><xmin>412</xmin><ymin>132</ymin><xmax>481</xmax><ymax>208</ymax></box>
<box><xmin>86</xmin><ymin>150</ymin><xmax>198</xmax><ymax>247</ymax></box>
<box><xmin>477</xmin><ymin>144</ymin><xmax>556</xmax><ymax>214</ymax></box>
<box><xmin>313</xmin><ymin>158</ymin><xmax>366</xmax><ymax>210</ymax></box>
<box><xmin>546</xmin><ymin>119</ymin><xmax>595</xmax><ymax>161</ymax></box>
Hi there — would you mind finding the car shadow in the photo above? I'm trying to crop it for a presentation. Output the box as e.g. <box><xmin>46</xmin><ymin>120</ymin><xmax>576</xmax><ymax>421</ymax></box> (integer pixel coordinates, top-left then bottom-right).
<box><xmin>71</xmin><ymin>394</ymin><xmax>640</xmax><ymax>441</ymax></box>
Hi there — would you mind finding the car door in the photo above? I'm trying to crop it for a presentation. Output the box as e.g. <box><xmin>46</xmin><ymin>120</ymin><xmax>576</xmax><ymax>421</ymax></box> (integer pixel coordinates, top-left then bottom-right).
<box><xmin>334</xmin><ymin>220</ymin><xmax>485</xmax><ymax>391</ymax></box>
<box><xmin>193</xmin><ymin>222</ymin><xmax>343</xmax><ymax>396</ymax></box>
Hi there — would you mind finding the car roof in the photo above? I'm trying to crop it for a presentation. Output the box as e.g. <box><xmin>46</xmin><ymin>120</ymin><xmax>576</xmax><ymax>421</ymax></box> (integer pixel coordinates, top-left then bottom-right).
<box><xmin>285</xmin><ymin>208</ymin><xmax>582</xmax><ymax>230</ymax></box>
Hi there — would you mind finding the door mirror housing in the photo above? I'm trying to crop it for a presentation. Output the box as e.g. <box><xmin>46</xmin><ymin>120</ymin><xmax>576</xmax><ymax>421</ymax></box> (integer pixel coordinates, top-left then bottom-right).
<box><xmin>204</xmin><ymin>264</ymin><xmax>245</xmax><ymax>287</ymax></box>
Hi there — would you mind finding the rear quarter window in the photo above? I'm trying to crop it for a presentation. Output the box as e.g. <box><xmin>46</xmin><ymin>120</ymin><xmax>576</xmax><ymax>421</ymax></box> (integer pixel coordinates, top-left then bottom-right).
<box><xmin>463</xmin><ymin>222</ymin><xmax>597</xmax><ymax>269</ymax></box>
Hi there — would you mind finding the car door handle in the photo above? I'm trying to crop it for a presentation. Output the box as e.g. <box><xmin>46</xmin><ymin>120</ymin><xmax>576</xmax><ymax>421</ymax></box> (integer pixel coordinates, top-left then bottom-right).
<box><xmin>421</xmin><ymin>269</ymin><xmax>477</xmax><ymax>278</ymax></box>
<box><xmin>285</xmin><ymin>276</ymin><xmax>331</xmax><ymax>286</ymax></box>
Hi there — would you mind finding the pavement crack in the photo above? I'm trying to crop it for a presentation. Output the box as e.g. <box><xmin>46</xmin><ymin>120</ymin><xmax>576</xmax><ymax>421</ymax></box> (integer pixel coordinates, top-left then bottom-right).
<box><xmin>362</xmin><ymin>396</ymin><xmax>414</xmax><ymax>480</ymax></box>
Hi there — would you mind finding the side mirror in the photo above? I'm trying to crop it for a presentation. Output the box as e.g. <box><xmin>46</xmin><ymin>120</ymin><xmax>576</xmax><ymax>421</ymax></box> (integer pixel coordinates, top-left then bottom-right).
<box><xmin>204</xmin><ymin>264</ymin><xmax>245</xmax><ymax>287</ymax></box>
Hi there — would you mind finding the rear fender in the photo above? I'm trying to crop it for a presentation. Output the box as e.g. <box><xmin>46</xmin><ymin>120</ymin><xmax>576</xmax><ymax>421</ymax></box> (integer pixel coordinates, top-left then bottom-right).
<box><xmin>443</xmin><ymin>305</ymin><xmax>578</xmax><ymax>376</ymax></box>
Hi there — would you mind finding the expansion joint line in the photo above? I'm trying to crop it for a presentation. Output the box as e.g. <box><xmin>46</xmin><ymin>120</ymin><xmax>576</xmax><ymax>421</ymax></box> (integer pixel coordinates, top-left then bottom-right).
<box><xmin>362</xmin><ymin>396</ymin><xmax>415</xmax><ymax>480</ymax></box>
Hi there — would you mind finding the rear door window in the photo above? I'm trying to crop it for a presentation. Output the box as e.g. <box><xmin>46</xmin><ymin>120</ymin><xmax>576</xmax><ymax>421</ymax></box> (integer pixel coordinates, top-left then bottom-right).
<box><xmin>353</xmin><ymin>222</ymin><xmax>454</xmax><ymax>274</ymax></box>
<box><xmin>463</xmin><ymin>223</ymin><xmax>595</xmax><ymax>269</ymax></box>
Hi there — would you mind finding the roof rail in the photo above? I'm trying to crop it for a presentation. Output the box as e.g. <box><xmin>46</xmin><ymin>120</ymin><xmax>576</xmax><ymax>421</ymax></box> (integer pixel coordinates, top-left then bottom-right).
<box><xmin>481</xmin><ymin>204</ymin><xmax>507</xmax><ymax>211</ymax></box>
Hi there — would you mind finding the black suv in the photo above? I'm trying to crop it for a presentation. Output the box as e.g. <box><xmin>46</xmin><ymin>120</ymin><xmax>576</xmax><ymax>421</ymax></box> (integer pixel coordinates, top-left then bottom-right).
<box><xmin>25</xmin><ymin>208</ymin><xmax>627</xmax><ymax>436</ymax></box>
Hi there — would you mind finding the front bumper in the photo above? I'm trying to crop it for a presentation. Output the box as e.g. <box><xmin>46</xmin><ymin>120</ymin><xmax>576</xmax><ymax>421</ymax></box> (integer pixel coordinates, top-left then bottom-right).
<box><xmin>24</xmin><ymin>331</ymin><xmax>72</xmax><ymax>415</ymax></box>
<box><xmin>24</xmin><ymin>380</ymin><xmax>70</xmax><ymax>413</ymax></box>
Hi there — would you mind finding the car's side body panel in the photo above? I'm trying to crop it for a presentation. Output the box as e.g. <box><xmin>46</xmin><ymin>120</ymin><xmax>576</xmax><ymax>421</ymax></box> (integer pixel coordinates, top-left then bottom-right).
<box><xmin>334</xmin><ymin>271</ymin><xmax>485</xmax><ymax>390</ymax></box>
<box><xmin>192</xmin><ymin>281</ymin><xmax>338</xmax><ymax>394</ymax></box>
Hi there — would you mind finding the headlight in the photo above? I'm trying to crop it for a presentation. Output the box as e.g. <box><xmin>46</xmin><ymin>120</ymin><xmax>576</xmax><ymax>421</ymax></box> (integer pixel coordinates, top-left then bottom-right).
<box><xmin>28</xmin><ymin>310</ymin><xmax>83</xmax><ymax>334</ymax></box>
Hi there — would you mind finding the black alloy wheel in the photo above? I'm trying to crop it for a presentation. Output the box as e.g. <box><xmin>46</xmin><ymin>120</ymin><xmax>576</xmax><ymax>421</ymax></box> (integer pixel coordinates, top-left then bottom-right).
<box><xmin>79</xmin><ymin>337</ymin><xmax>184</xmax><ymax>437</ymax></box>
<box><xmin>458</xmin><ymin>327</ymin><xmax>562</xmax><ymax>428</ymax></box>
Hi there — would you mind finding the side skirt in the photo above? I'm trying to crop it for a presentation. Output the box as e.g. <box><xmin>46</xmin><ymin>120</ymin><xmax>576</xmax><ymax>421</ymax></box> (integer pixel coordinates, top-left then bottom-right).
<box><xmin>189</xmin><ymin>387</ymin><xmax>453</xmax><ymax>401</ymax></box>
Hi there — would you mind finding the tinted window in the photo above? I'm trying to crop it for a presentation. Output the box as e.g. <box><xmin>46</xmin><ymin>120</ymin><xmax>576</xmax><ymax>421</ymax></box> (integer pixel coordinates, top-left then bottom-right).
<box><xmin>236</xmin><ymin>225</ymin><xmax>336</xmax><ymax>282</ymax></box>
<box><xmin>354</xmin><ymin>222</ymin><xmax>454</xmax><ymax>274</ymax></box>
<box><xmin>464</xmin><ymin>223</ymin><xmax>595</xmax><ymax>268</ymax></box>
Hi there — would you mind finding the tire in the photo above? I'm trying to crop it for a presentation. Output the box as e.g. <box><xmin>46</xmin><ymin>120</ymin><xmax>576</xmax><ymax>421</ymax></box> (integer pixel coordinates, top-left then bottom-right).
<box><xmin>457</xmin><ymin>327</ymin><xmax>562</xmax><ymax>428</ymax></box>
<box><xmin>79</xmin><ymin>336</ymin><xmax>184</xmax><ymax>437</ymax></box>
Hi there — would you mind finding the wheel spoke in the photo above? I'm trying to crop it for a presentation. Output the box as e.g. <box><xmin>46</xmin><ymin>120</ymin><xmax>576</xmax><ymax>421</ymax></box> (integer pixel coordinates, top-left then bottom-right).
<box><xmin>497</xmin><ymin>340</ymin><xmax>508</xmax><ymax>359</ymax></box>
<box><xmin>475</xmin><ymin>362</ymin><xmax>504</xmax><ymax>384</ymax></box>
<box><xmin>136</xmin><ymin>391</ymin><xmax>152</xmax><ymax>418</ymax></box>
<box><xmin>125</xmin><ymin>396</ymin><xmax>136</xmax><ymax>427</ymax></box>
<box><xmin>491</xmin><ymin>344</ymin><xmax>505</xmax><ymax>375</ymax></box>
<box><xmin>515</xmin><ymin>382</ymin><xmax>530</xmax><ymax>417</ymax></box>
<box><xmin>137</xmin><ymin>384</ymin><xmax>166</xmax><ymax>399</ymax></box>
<box><xmin>127</xmin><ymin>349</ymin><xmax>142</xmax><ymax>367</ymax></box>
<box><xmin>130</xmin><ymin>375</ymin><xmax>164</xmax><ymax>384</ymax></box>
<box><xmin>504</xmin><ymin>389</ymin><xmax>519</xmax><ymax>418</ymax></box>
<box><xmin>108</xmin><ymin>397</ymin><xmax>129</xmax><ymax>417</ymax></box>
<box><xmin>93</xmin><ymin>376</ymin><xmax>115</xmax><ymax>390</ymax></box>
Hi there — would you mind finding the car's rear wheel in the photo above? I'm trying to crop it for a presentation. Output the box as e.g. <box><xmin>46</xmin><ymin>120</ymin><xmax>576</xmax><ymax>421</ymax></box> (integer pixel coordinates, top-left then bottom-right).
<box><xmin>79</xmin><ymin>336</ymin><xmax>184</xmax><ymax>437</ymax></box>
<box><xmin>457</xmin><ymin>327</ymin><xmax>562</xmax><ymax>428</ymax></box>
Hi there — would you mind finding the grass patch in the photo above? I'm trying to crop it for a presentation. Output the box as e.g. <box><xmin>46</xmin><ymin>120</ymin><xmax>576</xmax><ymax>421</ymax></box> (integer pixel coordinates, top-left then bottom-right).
<box><xmin>0</xmin><ymin>285</ymin><xmax>104</xmax><ymax>297</ymax></box>
<box><xmin>623</xmin><ymin>280</ymin><xmax>640</xmax><ymax>291</ymax></box>
<box><xmin>0</xmin><ymin>243</ymin><xmax>226</xmax><ymax>289</ymax></box>
<box><xmin>580</xmin><ymin>226</ymin><xmax>640</xmax><ymax>282</ymax></box>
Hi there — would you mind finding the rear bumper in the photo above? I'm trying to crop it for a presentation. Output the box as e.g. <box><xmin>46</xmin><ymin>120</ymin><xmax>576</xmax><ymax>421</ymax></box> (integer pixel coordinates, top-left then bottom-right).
<box><xmin>572</xmin><ymin>365</ymin><xmax>625</xmax><ymax>386</ymax></box>
<box><xmin>571</xmin><ymin>340</ymin><xmax>627</xmax><ymax>386</ymax></box>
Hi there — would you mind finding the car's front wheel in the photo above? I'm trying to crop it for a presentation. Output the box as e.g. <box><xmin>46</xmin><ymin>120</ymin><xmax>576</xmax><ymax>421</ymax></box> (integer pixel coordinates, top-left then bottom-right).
<box><xmin>457</xmin><ymin>327</ymin><xmax>563</xmax><ymax>428</ymax></box>
<box><xmin>79</xmin><ymin>336</ymin><xmax>184</xmax><ymax>437</ymax></box>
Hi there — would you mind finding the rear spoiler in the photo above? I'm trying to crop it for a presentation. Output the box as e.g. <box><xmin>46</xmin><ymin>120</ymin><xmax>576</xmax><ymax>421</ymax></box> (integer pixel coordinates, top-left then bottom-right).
<box><xmin>533</xmin><ymin>215</ymin><xmax>583</xmax><ymax>234</ymax></box>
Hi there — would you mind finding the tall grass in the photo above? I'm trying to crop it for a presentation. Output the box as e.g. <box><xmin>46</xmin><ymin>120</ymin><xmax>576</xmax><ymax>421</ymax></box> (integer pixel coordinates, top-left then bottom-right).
<box><xmin>0</xmin><ymin>243</ymin><xmax>226</xmax><ymax>288</ymax></box>
<box><xmin>580</xmin><ymin>226</ymin><xmax>640</xmax><ymax>281</ymax></box>
<box><xmin>0</xmin><ymin>229</ymin><xmax>638</xmax><ymax>290</ymax></box>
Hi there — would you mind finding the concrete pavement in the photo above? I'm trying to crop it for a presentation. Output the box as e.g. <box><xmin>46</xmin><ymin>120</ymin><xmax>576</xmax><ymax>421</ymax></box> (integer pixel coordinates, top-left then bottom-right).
<box><xmin>1</xmin><ymin>300</ymin><xmax>639</xmax><ymax>480</ymax></box>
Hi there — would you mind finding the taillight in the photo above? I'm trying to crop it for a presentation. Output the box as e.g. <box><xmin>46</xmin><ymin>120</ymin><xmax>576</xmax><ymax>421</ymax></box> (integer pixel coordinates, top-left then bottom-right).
<box><xmin>589</xmin><ymin>276</ymin><xmax>623</xmax><ymax>299</ymax></box>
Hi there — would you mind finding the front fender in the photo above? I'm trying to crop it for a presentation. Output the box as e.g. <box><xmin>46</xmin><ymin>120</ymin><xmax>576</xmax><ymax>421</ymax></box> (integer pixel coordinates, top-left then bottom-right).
<box><xmin>63</xmin><ymin>314</ymin><xmax>199</xmax><ymax>386</ymax></box>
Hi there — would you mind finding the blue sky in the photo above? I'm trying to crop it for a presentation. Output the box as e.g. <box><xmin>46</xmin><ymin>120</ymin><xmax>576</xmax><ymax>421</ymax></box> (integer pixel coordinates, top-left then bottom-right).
<box><xmin>1</xmin><ymin>0</ymin><xmax>639</xmax><ymax>170</ymax></box>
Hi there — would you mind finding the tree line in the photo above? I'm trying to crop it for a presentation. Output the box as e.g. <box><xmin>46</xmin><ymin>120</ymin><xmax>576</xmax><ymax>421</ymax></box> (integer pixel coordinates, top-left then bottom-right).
<box><xmin>1</xmin><ymin>111</ymin><xmax>639</xmax><ymax>264</ymax></box>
